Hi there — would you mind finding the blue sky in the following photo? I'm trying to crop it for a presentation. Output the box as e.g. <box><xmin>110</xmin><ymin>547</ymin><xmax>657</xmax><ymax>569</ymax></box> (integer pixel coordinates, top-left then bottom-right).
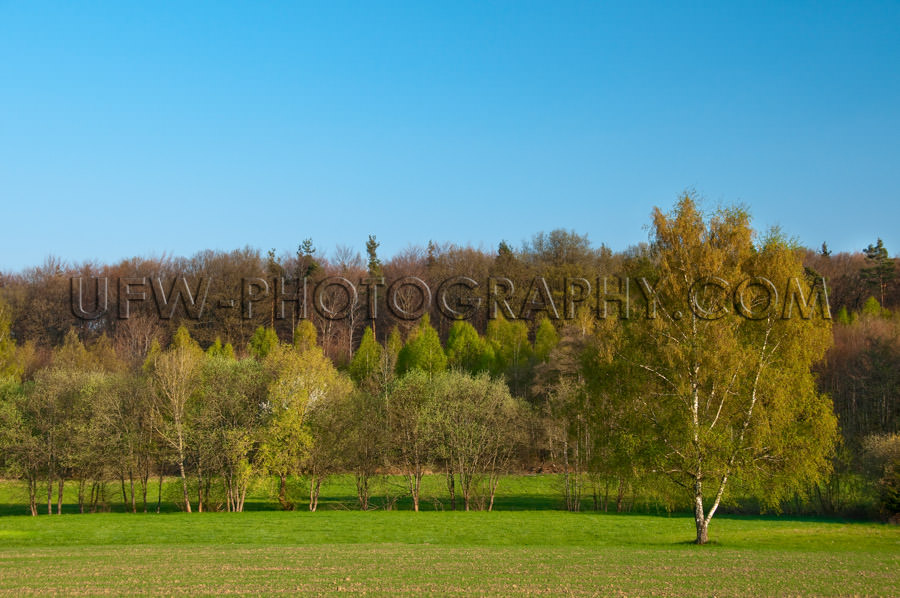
<box><xmin>1</xmin><ymin>1</ymin><xmax>898</xmax><ymax>271</ymax></box>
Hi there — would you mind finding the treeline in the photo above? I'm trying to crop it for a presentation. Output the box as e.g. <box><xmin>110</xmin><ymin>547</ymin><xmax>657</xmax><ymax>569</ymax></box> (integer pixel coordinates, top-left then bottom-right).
<box><xmin>1</xmin><ymin>233</ymin><xmax>898</xmax><ymax>357</ymax></box>
<box><xmin>0</xmin><ymin>318</ymin><xmax>534</xmax><ymax>515</ymax></box>
<box><xmin>0</xmin><ymin>194</ymin><xmax>898</xmax><ymax>528</ymax></box>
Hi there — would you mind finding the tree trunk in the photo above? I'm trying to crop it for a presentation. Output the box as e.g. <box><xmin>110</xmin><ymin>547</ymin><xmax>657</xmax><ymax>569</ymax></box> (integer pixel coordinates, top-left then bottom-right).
<box><xmin>694</xmin><ymin>478</ymin><xmax>711</xmax><ymax>544</ymax></box>
<box><xmin>225</xmin><ymin>474</ymin><xmax>233</xmax><ymax>513</ymax></box>
<box><xmin>356</xmin><ymin>473</ymin><xmax>369</xmax><ymax>511</ymax></box>
<box><xmin>129</xmin><ymin>470</ymin><xmax>136</xmax><ymax>513</ymax></box>
<box><xmin>90</xmin><ymin>481</ymin><xmax>98</xmax><ymax>513</ymax></box>
<box><xmin>462</xmin><ymin>472</ymin><xmax>471</xmax><ymax>511</ymax></box>
<box><xmin>410</xmin><ymin>473</ymin><xmax>421</xmax><ymax>512</ymax></box>
<box><xmin>56</xmin><ymin>477</ymin><xmax>64</xmax><ymax>514</ymax></box>
<box><xmin>156</xmin><ymin>470</ymin><xmax>163</xmax><ymax>514</ymax></box>
<box><xmin>446</xmin><ymin>467</ymin><xmax>456</xmax><ymax>511</ymax></box>
<box><xmin>278</xmin><ymin>473</ymin><xmax>292</xmax><ymax>510</ymax></box>
<box><xmin>28</xmin><ymin>476</ymin><xmax>37</xmax><ymax>516</ymax></box>
<box><xmin>237</xmin><ymin>482</ymin><xmax>247</xmax><ymax>513</ymax></box>
<box><xmin>488</xmin><ymin>475</ymin><xmax>500</xmax><ymax>512</ymax></box>
<box><xmin>616</xmin><ymin>478</ymin><xmax>625</xmax><ymax>513</ymax></box>
<box><xmin>196</xmin><ymin>465</ymin><xmax>204</xmax><ymax>513</ymax></box>
<box><xmin>141</xmin><ymin>473</ymin><xmax>149</xmax><ymax>513</ymax></box>
<box><xmin>178</xmin><ymin>459</ymin><xmax>192</xmax><ymax>513</ymax></box>
<box><xmin>309</xmin><ymin>477</ymin><xmax>321</xmax><ymax>512</ymax></box>
<box><xmin>695</xmin><ymin>516</ymin><xmax>709</xmax><ymax>545</ymax></box>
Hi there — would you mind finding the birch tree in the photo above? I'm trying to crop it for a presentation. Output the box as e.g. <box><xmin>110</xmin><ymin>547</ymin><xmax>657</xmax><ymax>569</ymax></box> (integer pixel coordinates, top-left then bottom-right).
<box><xmin>148</xmin><ymin>326</ymin><xmax>203</xmax><ymax>513</ymax></box>
<box><xmin>617</xmin><ymin>194</ymin><xmax>837</xmax><ymax>543</ymax></box>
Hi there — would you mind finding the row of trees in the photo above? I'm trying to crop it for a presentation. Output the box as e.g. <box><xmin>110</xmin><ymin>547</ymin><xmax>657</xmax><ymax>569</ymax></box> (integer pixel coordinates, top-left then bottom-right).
<box><xmin>0</xmin><ymin>320</ymin><xmax>528</xmax><ymax>515</ymax></box>
<box><xmin>2</xmin><ymin>232</ymin><xmax>895</xmax><ymax>359</ymax></box>
<box><xmin>1</xmin><ymin>193</ymin><xmax>896</xmax><ymax>540</ymax></box>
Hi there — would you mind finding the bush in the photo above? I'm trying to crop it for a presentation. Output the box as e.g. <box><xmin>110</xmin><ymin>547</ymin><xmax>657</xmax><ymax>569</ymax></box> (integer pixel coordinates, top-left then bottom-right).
<box><xmin>862</xmin><ymin>434</ymin><xmax>900</xmax><ymax>517</ymax></box>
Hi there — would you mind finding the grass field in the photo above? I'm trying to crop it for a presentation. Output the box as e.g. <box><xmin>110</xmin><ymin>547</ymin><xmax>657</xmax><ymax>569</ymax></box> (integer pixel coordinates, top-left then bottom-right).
<box><xmin>0</xmin><ymin>477</ymin><xmax>896</xmax><ymax>596</ymax></box>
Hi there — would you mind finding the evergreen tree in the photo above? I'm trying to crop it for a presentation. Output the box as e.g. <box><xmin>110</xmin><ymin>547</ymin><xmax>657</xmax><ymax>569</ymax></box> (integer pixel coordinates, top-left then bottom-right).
<box><xmin>349</xmin><ymin>326</ymin><xmax>383</xmax><ymax>383</ymax></box>
<box><xmin>297</xmin><ymin>238</ymin><xmax>319</xmax><ymax>278</ymax></box>
<box><xmin>862</xmin><ymin>296</ymin><xmax>884</xmax><ymax>319</ymax></box>
<box><xmin>366</xmin><ymin>234</ymin><xmax>382</xmax><ymax>277</ymax></box>
<box><xmin>445</xmin><ymin>320</ymin><xmax>494</xmax><ymax>374</ymax></box>
<box><xmin>861</xmin><ymin>238</ymin><xmax>896</xmax><ymax>306</ymax></box>
<box><xmin>836</xmin><ymin>306</ymin><xmax>852</xmax><ymax>325</ymax></box>
<box><xmin>396</xmin><ymin>315</ymin><xmax>447</xmax><ymax>376</ymax></box>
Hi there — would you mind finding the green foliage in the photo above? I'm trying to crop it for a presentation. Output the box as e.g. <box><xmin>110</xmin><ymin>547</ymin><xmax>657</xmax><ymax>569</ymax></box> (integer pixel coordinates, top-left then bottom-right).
<box><xmin>292</xmin><ymin>321</ymin><xmax>317</xmax><ymax>353</ymax></box>
<box><xmin>836</xmin><ymin>306</ymin><xmax>852</xmax><ymax>325</ymax></box>
<box><xmin>862</xmin><ymin>434</ymin><xmax>900</xmax><ymax>515</ymax></box>
<box><xmin>365</xmin><ymin>234</ymin><xmax>382</xmax><ymax>277</ymax></box>
<box><xmin>199</xmin><ymin>356</ymin><xmax>268</xmax><ymax>511</ymax></box>
<box><xmin>248</xmin><ymin>327</ymin><xmax>280</xmax><ymax>359</ymax></box>
<box><xmin>612</xmin><ymin>193</ymin><xmax>838</xmax><ymax>542</ymax></box>
<box><xmin>0</xmin><ymin>194</ymin><xmax>882</xmax><ymax>543</ymax></box>
<box><xmin>486</xmin><ymin>314</ymin><xmax>532</xmax><ymax>373</ymax></box>
<box><xmin>142</xmin><ymin>339</ymin><xmax>162</xmax><ymax>373</ymax></box>
<box><xmin>430</xmin><ymin>370</ymin><xmax>526</xmax><ymax>510</ymax></box>
<box><xmin>257</xmin><ymin>343</ymin><xmax>352</xmax><ymax>509</ymax></box>
<box><xmin>297</xmin><ymin>238</ymin><xmax>320</xmax><ymax>278</ymax></box>
<box><xmin>533</xmin><ymin>318</ymin><xmax>559</xmax><ymax>362</ymax></box>
<box><xmin>861</xmin><ymin>238</ymin><xmax>896</xmax><ymax>305</ymax></box>
<box><xmin>485</xmin><ymin>313</ymin><xmax>533</xmax><ymax>394</ymax></box>
<box><xmin>171</xmin><ymin>325</ymin><xmax>200</xmax><ymax>351</ymax></box>
<box><xmin>396</xmin><ymin>315</ymin><xmax>447</xmax><ymax>376</ymax></box>
<box><xmin>861</xmin><ymin>296</ymin><xmax>884</xmax><ymax>319</ymax></box>
<box><xmin>385</xmin><ymin>326</ymin><xmax>403</xmax><ymax>359</ymax></box>
<box><xmin>444</xmin><ymin>320</ymin><xmax>494</xmax><ymax>374</ymax></box>
<box><xmin>53</xmin><ymin>329</ymin><xmax>94</xmax><ymax>370</ymax></box>
<box><xmin>349</xmin><ymin>326</ymin><xmax>382</xmax><ymax>383</ymax></box>
<box><xmin>206</xmin><ymin>338</ymin><xmax>235</xmax><ymax>360</ymax></box>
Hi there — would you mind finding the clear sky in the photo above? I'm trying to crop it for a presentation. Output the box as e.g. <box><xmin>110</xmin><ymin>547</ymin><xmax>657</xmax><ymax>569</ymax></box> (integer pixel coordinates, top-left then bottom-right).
<box><xmin>1</xmin><ymin>1</ymin><xmax>898</xmax><ymax>272</ymax></box>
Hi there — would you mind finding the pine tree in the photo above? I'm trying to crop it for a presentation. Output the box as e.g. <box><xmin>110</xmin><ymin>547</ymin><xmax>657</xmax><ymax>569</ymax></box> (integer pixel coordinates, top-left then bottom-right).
<box><xmin>861</xmin><ymin>238</ymin><xmax>896</xmax><ymax>306</ymax></box>
<box><xmin>366</xmin><ymin>234</ymin><xmax>382</xmax><ymax>278</ymax></box>
<box><xmin>297</xmin><ymin>238</ymin><xmax>319</xmax><ymax>279</ymax></box>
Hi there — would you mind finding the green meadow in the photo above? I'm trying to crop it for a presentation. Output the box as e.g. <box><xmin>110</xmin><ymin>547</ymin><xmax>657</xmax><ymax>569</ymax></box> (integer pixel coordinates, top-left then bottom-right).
<box><xmin>0</xmin><ymin>476</ymin><xmax>896</xmax><ymax>596</ymax></box>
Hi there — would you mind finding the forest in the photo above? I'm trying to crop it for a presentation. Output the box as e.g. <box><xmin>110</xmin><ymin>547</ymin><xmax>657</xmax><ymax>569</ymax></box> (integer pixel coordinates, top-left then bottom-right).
<box><xmin>0</xmin><ymin>195</ymin><xmax>897</xmax><ymax>544</ymax></box>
